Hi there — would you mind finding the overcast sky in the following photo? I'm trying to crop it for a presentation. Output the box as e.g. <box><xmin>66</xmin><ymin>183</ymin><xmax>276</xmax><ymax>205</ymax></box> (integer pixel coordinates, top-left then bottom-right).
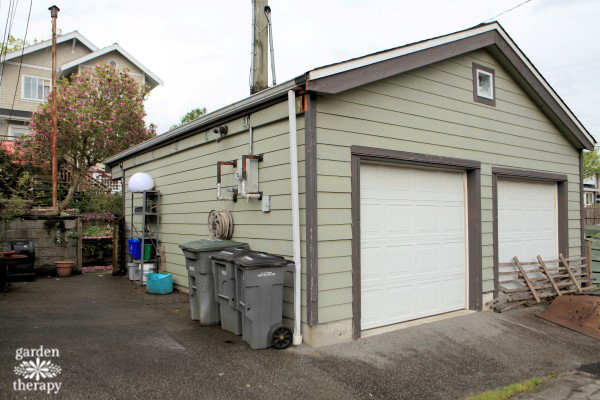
<box><xmin>5</xmin><ymin>0</ymin><xmax>600</xmax><ymax>140</ymax></box>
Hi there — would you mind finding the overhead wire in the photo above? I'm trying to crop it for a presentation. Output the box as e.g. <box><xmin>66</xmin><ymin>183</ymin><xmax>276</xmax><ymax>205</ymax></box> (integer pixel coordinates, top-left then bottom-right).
<box><xmin>547</xmin><ymin>65</ymin><xmax>600</xmax><ymax>79</ymax></box>
<box><xmin>482</xmin><ymin>0</ymin><xmax>532</xmax><ymax>23</ymax></box>
<box><xmin>0</xmin><ymin>0</ymin><xmax>16</xmax><ymax>140</ymax></box>
<box><xmin>5</xmin><ymin>0</ymin><xmax>17</xmax><ymax>45</ymax></box>
<box><xmin>8</xmin><ymin>0</ymin><xmax>31</xmax><ymax>124</ymax></box>
<box><xmin>0</xmin><ymin>0</ymin><xmax>20</xmax><ymax>86</ymax></box>
<box><xmin>0</xmin><ymin>0</ymin><xmax>15</xmax><ymax>74</ymax></box>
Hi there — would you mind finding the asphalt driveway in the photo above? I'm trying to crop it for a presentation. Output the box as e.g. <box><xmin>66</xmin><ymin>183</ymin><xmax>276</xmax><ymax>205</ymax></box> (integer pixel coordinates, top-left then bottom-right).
<box><xmin>1</xmin><ymin>272</ymin><xmax>598</xmax><ymax>399</ymax></box>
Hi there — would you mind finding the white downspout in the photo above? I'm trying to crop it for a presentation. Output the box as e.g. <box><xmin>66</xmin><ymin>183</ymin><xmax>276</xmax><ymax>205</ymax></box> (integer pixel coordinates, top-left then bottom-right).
<box><xmin>287</xmin><ymin>89</ymin><xmax>302</xmax><ymax>345</ymax></box>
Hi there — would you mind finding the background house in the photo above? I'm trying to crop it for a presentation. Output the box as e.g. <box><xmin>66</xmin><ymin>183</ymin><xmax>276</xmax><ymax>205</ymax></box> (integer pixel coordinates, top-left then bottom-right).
<box><xmin>105</xmin><ymin>22</ymin><xmax>594</xmax><ymax>346</ymax></box>
<box><xmin>583</xmin><ymin>175</ymin><xmax>599</xmax><ymax>206</ymax></box>
<box><xmin>0</xmin><ymin>31</ymin><xmax>163</xmax><ymax>192</ymax></box>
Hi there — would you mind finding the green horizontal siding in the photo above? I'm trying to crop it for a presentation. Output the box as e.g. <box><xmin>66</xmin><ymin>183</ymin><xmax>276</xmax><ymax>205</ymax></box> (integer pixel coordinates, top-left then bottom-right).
<box><xmin>315</xmin><ymin>48</ymin><xmax>582</xmax><ymax>324</ymax></box>
<box><xmin>123</xmin><ymin>106</ymin><xmax>306</xmax><ymax>322</ymax></box>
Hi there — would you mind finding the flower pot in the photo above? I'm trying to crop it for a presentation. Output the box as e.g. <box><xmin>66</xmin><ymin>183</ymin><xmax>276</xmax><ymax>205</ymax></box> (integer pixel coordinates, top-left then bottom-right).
<box><xmin>55</xmin><ymin>261</ymin><xmax>74</xmax><ymax>277</ymax></box>
<box><xmin>0</xmin><ymin>250</ymin><xmax>16</xmax><ymax>258</ymax></box>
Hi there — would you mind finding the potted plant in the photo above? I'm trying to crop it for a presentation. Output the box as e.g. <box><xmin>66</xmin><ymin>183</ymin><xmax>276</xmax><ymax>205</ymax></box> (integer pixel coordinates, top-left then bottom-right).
<box><xmin>55</xmin><ymin>261</ymin><xmax>74</xmax><ymax>277</ymax></box>
<box><xmin>0</xmin><ymin>250</ymin><xmax>16</xmax><ymax>258</ymax></box>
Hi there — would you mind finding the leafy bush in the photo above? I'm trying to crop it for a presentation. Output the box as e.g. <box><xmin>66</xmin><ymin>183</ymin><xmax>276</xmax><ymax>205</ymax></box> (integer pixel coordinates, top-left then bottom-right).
<box><xmin>0</xmin><ymin>145</ymin><xmax>38</xmax><ymax>199</ymax></box>
<box><xmin>0</xmin><ymin>146</ymin><xmax>38</xmax><ymax>248</ymax></box>
<box><xmin>72</xmin><ymin>192</ymin><xmax>123</xmax><ymax>216</ymax></box>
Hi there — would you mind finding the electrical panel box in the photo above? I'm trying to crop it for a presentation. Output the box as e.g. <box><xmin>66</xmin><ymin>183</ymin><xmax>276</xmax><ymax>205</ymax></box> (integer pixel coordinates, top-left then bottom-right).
<box><xmin>262</xmin><ymin>195</ymin><xmax>270</xmax><ymax>212</ymax></box>
<box><xmin>235</xmin><ymin>157</ymin><xmax>259</xmax><ymax>194</ymax></box>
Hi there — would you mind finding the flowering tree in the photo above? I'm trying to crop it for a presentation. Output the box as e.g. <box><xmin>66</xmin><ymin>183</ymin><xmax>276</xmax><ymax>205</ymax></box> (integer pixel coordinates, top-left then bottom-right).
<box><xmin>16</xmin><ymin>64</ymin><xmax>156</xmax><ymax>210</ymax></box>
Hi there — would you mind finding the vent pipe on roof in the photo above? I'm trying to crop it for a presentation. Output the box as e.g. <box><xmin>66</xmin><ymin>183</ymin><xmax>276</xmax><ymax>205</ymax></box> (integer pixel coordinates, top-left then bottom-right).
<box><xmin>250</xmin><ymin>0</ymin><xmax>268</xmax><ymax>94</ymax></box>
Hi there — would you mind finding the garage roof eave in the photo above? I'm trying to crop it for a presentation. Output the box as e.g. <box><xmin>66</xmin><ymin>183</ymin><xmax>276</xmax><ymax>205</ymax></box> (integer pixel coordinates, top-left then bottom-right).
<box><xmin>104</xmin><ymin>76</ymin><xmax>305</xmax><ymax>166</ymax></box>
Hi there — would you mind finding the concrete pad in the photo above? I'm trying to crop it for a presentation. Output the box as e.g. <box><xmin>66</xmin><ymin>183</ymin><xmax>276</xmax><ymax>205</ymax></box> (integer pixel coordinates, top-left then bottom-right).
<box><xmin>1</xmin><ymin>273</ymin><xmax>599</xmax><ymax>399</ymax></box>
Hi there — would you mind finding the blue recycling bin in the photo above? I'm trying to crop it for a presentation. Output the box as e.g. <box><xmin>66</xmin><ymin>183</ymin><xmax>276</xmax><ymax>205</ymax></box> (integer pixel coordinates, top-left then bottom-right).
<box><xmin>146</xmin><ymin>273</ymin><xmax>173</xmax><ymax>294</ymax></box>
<box><xmin>128</xmin><ymin>238</ymin><xmax>141</xmax><ymax>259</ymax></box>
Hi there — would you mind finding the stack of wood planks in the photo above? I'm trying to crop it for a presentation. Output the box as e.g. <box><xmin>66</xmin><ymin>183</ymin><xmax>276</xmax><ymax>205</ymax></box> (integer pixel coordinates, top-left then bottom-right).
<box><xmin>487</xmin><ymin>252</ymin><xmax>597</xmax><ymax>312</ymax></box>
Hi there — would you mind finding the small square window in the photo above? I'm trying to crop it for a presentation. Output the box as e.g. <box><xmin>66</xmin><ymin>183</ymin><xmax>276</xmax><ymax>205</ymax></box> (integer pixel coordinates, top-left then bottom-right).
<box><xmin>472</xmin><ymin>63</ymin><xmax>496</xmax><ymax>106</ymax></box>
<box><xmin>477</xmin><ymin>70</ymin><xmax>493</xmax><ymax>99</ymax></box>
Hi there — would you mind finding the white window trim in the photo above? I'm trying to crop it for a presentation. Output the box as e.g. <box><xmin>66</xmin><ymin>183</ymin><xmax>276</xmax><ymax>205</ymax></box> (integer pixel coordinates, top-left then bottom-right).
<box><xmin>21</xmin><ymin>74</ymin><xmax>51</xmax><ymax>102</ymax></box>
<box><xmin>476</xmin><ymin>69</ymin><xmax>494</xmax><ymax>100</ymax></box>
<box><xmin>8</xmin><ymin>125</ymin><xmax>30</xmax><ymax>141</ymax></box>
<box><xmin>108</xmin><ymin>59</ymin><xmax>118</xmax><ymax>68</ymax></box>
<box><xmin>585</xmin><ymin>192</ymin><xmax>594</xmax><ymax>205</ymax></box>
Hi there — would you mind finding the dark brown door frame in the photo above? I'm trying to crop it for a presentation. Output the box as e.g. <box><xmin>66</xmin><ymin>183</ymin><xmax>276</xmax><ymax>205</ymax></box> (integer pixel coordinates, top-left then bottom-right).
<box><xmin>351</xmin><ymin>146</ymin><xmax>482</xmax><ymax>339</ymax></box>
<box><xmin>491</xmin><ymin>167</ymin><xmax>569</xmax><ymax>297</ymax></box>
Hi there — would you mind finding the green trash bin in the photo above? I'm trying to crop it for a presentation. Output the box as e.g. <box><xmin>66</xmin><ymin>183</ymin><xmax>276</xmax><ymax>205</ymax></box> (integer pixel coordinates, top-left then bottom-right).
<box><xmin>143</xmin><ymin>243</ymin><xmax>154</xmax><ymax>261</ymax></box>
<box><xmin>179</xmin><ymin>240</ymin><xmax>249</xmax><ymax>325</ymax></box>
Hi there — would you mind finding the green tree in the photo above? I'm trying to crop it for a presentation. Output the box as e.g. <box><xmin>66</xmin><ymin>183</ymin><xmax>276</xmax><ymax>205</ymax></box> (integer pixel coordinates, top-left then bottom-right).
<box><xmin>170</xmin><ymin>107</ymin><xmax>207</xmax><ymax>130</ymax></box>
<box><xmin>16</xmin><ymin>64</ymin><xmax>156</xmax><ymax>210</ymax></box>
<box><xmin>1</xmin><ymin>35</ymin><xmax>38</xmax><ymax>53</ymax></box>
<box><xmin>0</xmin><ymin>145</ymin><xmax>37</xmax><ymax>248</ymax></box>
<box><xmin>583</xmin><ymin>149</ymin><xmax>600</xmax><ymax>179</ymax></box>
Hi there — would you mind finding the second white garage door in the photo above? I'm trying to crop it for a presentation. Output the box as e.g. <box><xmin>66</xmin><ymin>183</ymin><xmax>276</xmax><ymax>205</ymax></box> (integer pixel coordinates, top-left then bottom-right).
<box><xmin>360</xmin><ymin>164</ymin><xmax>467</xmax><ymax>330</ymax></box>
<box><xmin>497</xmin><ymin>179</ymin><xmax>558</xmax><ymax>264</ymax></box>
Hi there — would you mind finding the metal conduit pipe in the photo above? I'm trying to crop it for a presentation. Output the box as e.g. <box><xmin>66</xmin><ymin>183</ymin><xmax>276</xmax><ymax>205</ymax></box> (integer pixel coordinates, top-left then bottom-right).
<box><xmin>287</xmin><ymin>90</ymin><xmax>302</xmax><ymax>345</ymax></box>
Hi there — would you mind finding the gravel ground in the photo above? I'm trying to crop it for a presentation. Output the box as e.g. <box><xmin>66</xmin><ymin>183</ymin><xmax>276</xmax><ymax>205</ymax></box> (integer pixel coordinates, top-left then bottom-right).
<box><xmin>1</xmin><ymin>272</ymin><xmax>599</xmax><ymax>399</ymax></box>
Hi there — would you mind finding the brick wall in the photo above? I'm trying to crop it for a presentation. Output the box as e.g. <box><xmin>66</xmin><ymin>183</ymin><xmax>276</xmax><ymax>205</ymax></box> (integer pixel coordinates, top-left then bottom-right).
<box><xmin>2</xmin><ymin>216</ymin><xmax>78</xmax><ymax>274</ymax></box>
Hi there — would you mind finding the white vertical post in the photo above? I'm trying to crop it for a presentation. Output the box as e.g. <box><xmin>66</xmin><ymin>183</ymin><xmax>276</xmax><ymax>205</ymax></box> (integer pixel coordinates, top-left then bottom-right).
<box><xmin>288</xmin><ymin>90</ymin><xmax>302</xmax><ymax>345</ymax></box>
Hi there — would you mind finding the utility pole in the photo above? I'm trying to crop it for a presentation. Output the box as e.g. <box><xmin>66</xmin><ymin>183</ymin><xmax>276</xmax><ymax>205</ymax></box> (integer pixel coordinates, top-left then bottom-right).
<box><xmin>250</xmin><ymin>0</ymin><xmax>268</xmax><ymax>94</ymax></box>
<box><xmin>49</xmin><ymin>5</ymin><xmax>59</xmax><ymax>211</ymax></box>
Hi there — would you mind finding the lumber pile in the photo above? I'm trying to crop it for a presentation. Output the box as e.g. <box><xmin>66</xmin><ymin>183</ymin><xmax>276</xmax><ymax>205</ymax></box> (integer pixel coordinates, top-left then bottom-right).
<box><xmin>487</xmin><ymin>253</ymin><xmax>598</xmax><ymax>312</ymax></box>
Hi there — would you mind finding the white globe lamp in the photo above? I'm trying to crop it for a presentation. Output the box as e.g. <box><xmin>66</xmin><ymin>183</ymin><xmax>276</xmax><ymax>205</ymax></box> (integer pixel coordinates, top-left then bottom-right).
<box><xmin>128</xmin><ymin>172</ymin><xmax>155</xmax><ymax>193</ymax></box>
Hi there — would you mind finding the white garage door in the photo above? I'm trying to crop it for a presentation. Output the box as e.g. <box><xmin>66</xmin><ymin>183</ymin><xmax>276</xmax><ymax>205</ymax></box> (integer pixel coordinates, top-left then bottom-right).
<box><xmin>360</xmin><ymin>164</ymin><xmax>467</xmax><ymax>330</ymax></box>
<box><xmin>497</xmin><ymin>179</ymin><xmax>558</xmax><ymax>264</ymax></box>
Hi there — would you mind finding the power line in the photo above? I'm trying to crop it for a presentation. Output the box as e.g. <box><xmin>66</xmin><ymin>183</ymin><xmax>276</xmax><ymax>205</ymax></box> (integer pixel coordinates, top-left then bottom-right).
<box><xmin>5</xmin><ymin>0</ymin><xmax>18</xmax><ymax>47</ymax></box>
<box><xmin>546</xmin><ymin>64</ymin><xmax>600</xmax><ymax>79</ymax></box>
<box><xmin>482</xmin><ymin>0</ymin><xmax>532</xmax><ymax>23</ymax></box>
<box><xmin>0</xmin><ymin>0</ymin><xmax>19</xmax><ymax>79</ymax></box>
<box><xmin>0</xmin><ymin>0</ymin><xmax>15</xmax><ymax>61</ymax></box>
<box><xmin>0</xmin><ymin>0</ymin><xmax>12</xmax><ymax>140</ymax></box>
<box><xmin>0</xmin><ymin>0</ymin><xmax>15</xmax><ymax>120</ymax></box>
<box><xmin>544</xmin><ymin>57</ymin><xmax>600</xmax><ymax>73</ymax></box>
<box><xmin>8</xmin><ymin>0</ymin><xmax>32</xmax><ymax>124</ymax></box>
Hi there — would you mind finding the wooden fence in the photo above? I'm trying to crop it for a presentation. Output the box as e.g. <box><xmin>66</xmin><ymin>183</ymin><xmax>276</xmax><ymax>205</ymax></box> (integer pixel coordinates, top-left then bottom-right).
<box><xmin>584</xmin><ymin>207</ymin><xmax>600</xmax><ymax>226</ymax></box>
<box><xmin>588</xmin><ymin>238</ymin><xmax>600</xmax><ymax>285</ymax></box>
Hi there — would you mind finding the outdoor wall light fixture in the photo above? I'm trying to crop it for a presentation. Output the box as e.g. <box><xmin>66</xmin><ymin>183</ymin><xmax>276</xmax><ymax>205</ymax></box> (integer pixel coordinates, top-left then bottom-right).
<box><xmin>213</xmin><ymin>125</ymin><xmax>229</xmax><ymax>142</ymax></box>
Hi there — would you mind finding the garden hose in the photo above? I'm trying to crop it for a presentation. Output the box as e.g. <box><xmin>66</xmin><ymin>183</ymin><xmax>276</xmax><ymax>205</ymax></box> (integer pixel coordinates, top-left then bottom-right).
<box><xmin>207</xmin><ymin>210</ymin><xmax>234</xmax><ymax>240</ymax></box>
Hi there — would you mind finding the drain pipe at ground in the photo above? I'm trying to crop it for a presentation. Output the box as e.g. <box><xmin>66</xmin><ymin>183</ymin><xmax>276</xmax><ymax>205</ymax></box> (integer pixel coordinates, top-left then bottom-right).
<box><xmin>287</xmin><ymin>89</ymin><xmax>303</xmax><ymax>346</ymax></box>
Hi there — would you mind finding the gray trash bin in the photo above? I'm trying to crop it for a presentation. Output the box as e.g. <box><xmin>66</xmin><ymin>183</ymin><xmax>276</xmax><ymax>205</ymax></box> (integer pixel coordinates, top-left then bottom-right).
<box><xmin>234</xmin><ymin>252</ymin><xmax>293</xmax><ymax>349</ymax></box>
<box><xmin>179</xmin><ymin>240</ymin><xmax>249</xmax><ymax>325</ymax></box>
<box><xmin>210</xmin><ymin>248</ymin><xmax>252</xmax><ymax>335</ymax></box>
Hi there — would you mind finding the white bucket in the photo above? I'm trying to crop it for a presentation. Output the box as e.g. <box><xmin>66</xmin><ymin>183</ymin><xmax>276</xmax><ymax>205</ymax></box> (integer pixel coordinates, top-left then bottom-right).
<box><xmin>128</xmin><ymin>263</ymin><xmax>138</xmax><ymax>281</ymax></box>
<box><xmin>129</xmin><ymin>263</ymin><xmax>155</xmax><ymax>283</ymax></box>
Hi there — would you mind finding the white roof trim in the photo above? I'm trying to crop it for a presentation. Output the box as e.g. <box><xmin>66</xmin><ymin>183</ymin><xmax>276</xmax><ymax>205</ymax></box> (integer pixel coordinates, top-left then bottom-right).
<box><xmin>3</xmin><ymin>31</ymin><xmax>98</xmax><ymax>62</ymax></box>
<box><xmin>492</xmin><ymin>25</ymin><xmax>593</xmax><ymax>146</ymax></box>
<box><xmin>307</xmin><ymin>22</ymin><xmax>593</xmax><ymax>145</ymax></box>
<box><xmin>307</xmin><ymin>24</ymin><xmax>498</xmax><ymax>80</ymax></box>
<box><xmin>59</xmin><ymin>44</ymin><xmax>164</xmax><ymax>87</ymax></box>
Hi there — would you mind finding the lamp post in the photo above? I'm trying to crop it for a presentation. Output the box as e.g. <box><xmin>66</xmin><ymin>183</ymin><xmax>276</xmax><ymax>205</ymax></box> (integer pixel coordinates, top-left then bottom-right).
<box><xmin>49</xmin><ymin>5</ymin><xmax>59</xmax><ymax>211</ymax></box>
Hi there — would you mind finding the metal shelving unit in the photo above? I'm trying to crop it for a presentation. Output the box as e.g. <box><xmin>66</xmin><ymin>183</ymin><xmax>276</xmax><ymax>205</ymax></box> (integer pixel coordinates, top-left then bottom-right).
<box><xmin>130</xmin><ymin>190</ymin><xmax>160</xmax><ymax>285</ymax></box>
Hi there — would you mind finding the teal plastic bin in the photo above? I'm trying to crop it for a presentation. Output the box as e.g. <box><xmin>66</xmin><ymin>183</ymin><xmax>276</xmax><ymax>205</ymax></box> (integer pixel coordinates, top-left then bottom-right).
<box><xmin>146</xmin><ymin>273</ymin><xmax>173</xmax><ymax>295</ymax></box>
